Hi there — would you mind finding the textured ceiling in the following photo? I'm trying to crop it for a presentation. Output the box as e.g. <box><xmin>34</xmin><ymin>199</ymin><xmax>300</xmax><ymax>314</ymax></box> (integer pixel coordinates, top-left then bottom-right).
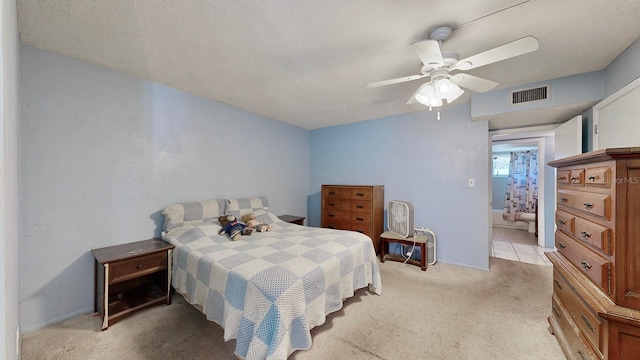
<box><xmin>17</xmin><ymin>0</ymin><xmax>640</xmax><ymax>130</ymax></box>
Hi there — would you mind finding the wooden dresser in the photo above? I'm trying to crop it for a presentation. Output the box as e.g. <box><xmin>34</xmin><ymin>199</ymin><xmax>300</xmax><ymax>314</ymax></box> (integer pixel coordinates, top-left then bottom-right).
<box><xmin>547</xmin><ymin>148</ymin><xmax>640</xmax><ymax>360</ymax></box>
<box><xmin>321</xmin><ymin>185</ymin><xmax>384</xmax><ymax>253</ymax></box>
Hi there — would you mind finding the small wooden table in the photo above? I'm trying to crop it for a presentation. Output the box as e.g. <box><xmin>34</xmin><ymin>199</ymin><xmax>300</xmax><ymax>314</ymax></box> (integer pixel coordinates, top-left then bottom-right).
<box><xmin>92</xmin><ymin>238</ymin><xmax>174</xmax><ymax>330</ymax></box>
<box><xmin>278</xmin><ymin>215</ymin><xmax>305</xmax><ymax>225</ymax></box>
<box><xmin>380</xmin><ymin>231</ymin><xmax>427</xmax><ymax>271</ymax></box>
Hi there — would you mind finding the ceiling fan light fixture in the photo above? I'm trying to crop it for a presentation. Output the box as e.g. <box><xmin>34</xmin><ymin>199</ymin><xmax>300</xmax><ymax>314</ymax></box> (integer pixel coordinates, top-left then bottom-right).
<box><xmin>435</xmin><ymin>78</ymin><xmax>452</xmax><ymax>96</ymax></box>
<box><xmin>415</xmin><ymin>84</ymin><xmax>442</xmax><ymax>107</ymax></box>
<box><xmin>445</xmin><ymin>84</ymin><xmax>465</xmax><ymax>103</ymax></box>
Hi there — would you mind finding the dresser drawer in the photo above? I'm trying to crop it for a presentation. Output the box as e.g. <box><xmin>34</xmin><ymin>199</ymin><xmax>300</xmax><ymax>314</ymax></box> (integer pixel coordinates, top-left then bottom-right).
<box><xmin>323</xmin><ymin>188</ymin><xmax>350</xmax><ymax>199</ymax></box>
<box><xmin>322</xmin><ymin>218</ymin><xmax>346</xmax><ymax>230</ymax></box>
<box><xmin>348</xmin><ymin>188</ymin><xmax>372</xmax><ymax>200</ymax></box>
<box><xmin>556</xmin><ymin>232</ymin><xmax>610</xmax><ymax>293</ymax></box>
<box><xmin>553</xmin><ymin>268</ymin><xmax>603</xmax><ymax>355</ymax></box>
<box><xmin>109</xmin><ymin>251</ymin><xmax>167</xmax><ymax>284</ymax></box>
<box><xmin>585</xmin><ymin>166</ymin><xmax>611</xmax><ymax>188</ymax></box>
<box><xmin>574</xmin><ymin>218</ymin><xmax>611</xmax><ymax>255</ymax></box>
<box><xmin>348</xmin><ymin>212</ymin><xmax>371</xmax><ymax>225</ymax></box>
<box><xmin>551</xmin><ymin>295</ymin><xmax>599</xmax><ymax>360</ymax></box>
<box><xmin>558</xmin><ymin>189</ymin><xmax>611</xmax><ymax>220</ymax></box>
<box><xmin>350</xmin><ymin>200</ymin><xmax>371</xmax><ymax>213</ymax></box>
<box><xmin>556</xmin><ymin>210</ymin><xmax>575</xmax><ymax>235</ymax></box>
<box><xmin>570</xmin><ymin>169</ymin><xmax>585</xmax><ymax>185</ymax></box>
<box><xmin>323</xmin><ymin>199</ymin><xmax>350</xmax><ymax>211</ymax></box>
<box><xmin>322</xmin><ymin>210</ymin><xmax>349</xmax><ymax>222</ymax></box>
<box><xmin>558</xmin><ymin>170</ymin><xmax>572</xmax><ymax>185</ymax></box>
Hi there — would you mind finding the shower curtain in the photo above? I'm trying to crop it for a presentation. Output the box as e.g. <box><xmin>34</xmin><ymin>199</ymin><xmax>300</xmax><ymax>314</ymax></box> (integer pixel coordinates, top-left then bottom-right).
<box><xmin>503</xmin><ymin>150</ymin><xmax>538</xmax><ymax>221</ymax></box>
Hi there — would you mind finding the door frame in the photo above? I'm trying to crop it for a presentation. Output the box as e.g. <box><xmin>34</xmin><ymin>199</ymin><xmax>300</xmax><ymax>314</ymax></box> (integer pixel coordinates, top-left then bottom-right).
<box><xmin>490</xmin><ymin>125</ymin><xmax>556</xmax><ymax>248</ymax></box>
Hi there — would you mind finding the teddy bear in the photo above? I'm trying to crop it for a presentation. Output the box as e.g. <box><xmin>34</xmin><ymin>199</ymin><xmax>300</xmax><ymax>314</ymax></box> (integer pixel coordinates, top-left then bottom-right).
<box><xmin>217</xmin><ymin>214</ymin><xmax>254</xmax><ymax>240</ymax></box>
<box><xmin>241</xmin><ymin>213</ymin><xmax>272</xmax><ymax>232</ymax></box>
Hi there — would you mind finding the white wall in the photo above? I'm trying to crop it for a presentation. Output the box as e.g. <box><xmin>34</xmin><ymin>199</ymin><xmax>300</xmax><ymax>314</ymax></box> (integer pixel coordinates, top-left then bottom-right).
<box><xmin>19</xmin><ymin>45</ymin><xmax>310</xmax><ymax>332</ymax></box>
<box><xmin>1</xmin><ymin>0</ymin><xmax>21</xmax><ymax>358</ymax></box>
<box><xmin>310</xmin><ymin>104</ymin><xmax>491</xmax><ymax>270</ymax></box>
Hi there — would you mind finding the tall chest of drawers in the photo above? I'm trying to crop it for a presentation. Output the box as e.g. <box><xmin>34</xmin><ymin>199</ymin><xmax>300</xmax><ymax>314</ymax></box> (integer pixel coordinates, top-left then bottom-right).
<box><xmin>547</xmin><ymin>148</ymin><xmax>640</xmax><ymax>360</ymax></box>
<box><xmin>321</xmin><ymin>185</ymin><xmax>384</xmax><ymax>253</ymax></box>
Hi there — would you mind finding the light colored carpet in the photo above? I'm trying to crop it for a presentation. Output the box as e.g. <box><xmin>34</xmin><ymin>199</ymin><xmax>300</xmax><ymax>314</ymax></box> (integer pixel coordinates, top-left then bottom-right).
<box><xmin>21</xmin><ymin>257</ymin><xmax>565</xmax><ymax>360</ymax></box>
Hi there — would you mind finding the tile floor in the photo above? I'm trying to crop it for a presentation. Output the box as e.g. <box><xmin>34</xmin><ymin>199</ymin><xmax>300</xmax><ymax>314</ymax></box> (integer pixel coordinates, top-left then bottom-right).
<box><xmin>491</xmin><ymin>226</ymin><xmax>554</xmax><ymax>266</ymax></box>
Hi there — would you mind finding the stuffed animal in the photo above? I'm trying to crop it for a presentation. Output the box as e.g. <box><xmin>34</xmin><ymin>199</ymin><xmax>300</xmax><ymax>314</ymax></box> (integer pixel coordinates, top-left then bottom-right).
<box><xmin>241</xmin><ymin>213</ymin><xmax>272</xmax><ymax>232</ymax></box>
<box><xmin>217</xmin><ymin>214</ymin><xmax>254</xmax><ymax>240</ymax></box>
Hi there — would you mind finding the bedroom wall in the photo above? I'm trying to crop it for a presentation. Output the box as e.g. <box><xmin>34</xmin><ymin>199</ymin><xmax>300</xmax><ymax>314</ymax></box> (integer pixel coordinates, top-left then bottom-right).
<box><xmin>1</xmin><ymin>0</ymin><xmax>21</xmax><ymax>358</ymax></box>
<box><xmin>18</xmin><ymin>44</ymin><xmax>310</xmax><ymax>332</ymax></box>
<box><xmin>309</xmin><ymin>104</ymin><xmax>491</xmax><ymax>270</ymax></box>
<box><xmin>604</xmin><ymin>39</ymin><xmax>640</xmax><ymax>96</ymax></box>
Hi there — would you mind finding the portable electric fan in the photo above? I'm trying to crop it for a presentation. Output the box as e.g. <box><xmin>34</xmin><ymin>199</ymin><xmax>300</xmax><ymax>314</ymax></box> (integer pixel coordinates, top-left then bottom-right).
<box><xmin>388</xmin><ymin>200</ymin><xmax>414</xmax><ymax>238</ymax></box>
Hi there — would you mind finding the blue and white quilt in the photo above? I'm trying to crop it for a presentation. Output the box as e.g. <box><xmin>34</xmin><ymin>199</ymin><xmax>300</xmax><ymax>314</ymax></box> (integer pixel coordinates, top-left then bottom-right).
<box><xmin>162</xmin><ymin>211</ymin><xmax>382</xmax><ymax>360</ymax></box>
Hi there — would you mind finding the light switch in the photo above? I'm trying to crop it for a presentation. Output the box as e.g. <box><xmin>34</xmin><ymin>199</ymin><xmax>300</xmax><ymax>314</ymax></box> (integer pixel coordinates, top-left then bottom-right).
<box><xmin>468</xmin><ymin>178</ymin><xmax>475</xmax><ymax>187</ymax></box>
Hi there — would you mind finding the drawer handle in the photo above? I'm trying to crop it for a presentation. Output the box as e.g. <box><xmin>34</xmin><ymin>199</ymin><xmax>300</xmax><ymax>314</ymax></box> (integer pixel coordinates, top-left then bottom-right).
<box><xmin>355</xmin><ymin>193</ymin><xmax>364</xmax><ymax>197</ymax></box>
<box><xmin>356</xmin><ymin>205</ymin><xmax>364</xmax><ymax>209</ymax></box>
<box><xmin>328</xmin><ymin>214</ymin><xmax>335</xmax><ymax>217</ymax></box>
<box><xmin>136</xmin><ymin>264</ymin><xmax>143</xmax><ymax>270</ymax></box>
<box><xmin>577</xmin><ymin>350</ymin><xmax>586</xmax><ymax>360</ymax></box>
<box><xmin>570</xmin><ymin>176</ymin><xmax>579</xmax><ymax>181</ymax></box>
<box><xmin>328</xmin><ymin>202</ymin><xmax>335</xmax><ymax>206</ymax></box>
<box><xmin>356</xmin><ymin>230</ymin><xmax>364</xmax><ymax>233</ymax></box>
<box><xmin>328</xmin><ymin>191</ymin><xmax>336</xmax><ymax>195</ymax></box>
<box><xmin>581</xmin><ymin>314</ymin><xmax>595</xmax><ymax>333</ymax></box>
<box><xmin>558</xmin><ymin>242</ymin><xmax>566</xmax><ymax>249</ymax></box>
<box><xmin>583</xmin><ymin>202</ymin><xmax>594</xmax><ymax>209</ymax></box>
<box><xmin>588</xmin><ymin>175</ymin><xmax>598</xmax><ymax>181</ymax></box>
<box><xmin>356</xmin><ymin>217</ymin><xmax>364</xmax><ymax>221</ymax></box>
<box><xmin>558</xmin><ymin>219</ymin><xmax>566</xmax><ymax>225</ymax></box>
<box><xmin>560</xmin><ymin>197</ymin><xmax>568</xmax><ymax>204</ymax></box>
<box><xmin>553</xmin><ymin>279</ymin><xmax>563</xmax><ymax>290</ymax></box>
<box><xmin>581</xmin><ymin>261</ymin><xmax>592</xmax><ymax>270</ymax></box>
<box><xmin>580</xmin><ymin>230</ymin><xmax>591</xmax><ymax>238</ymax></box>
<box><xmin>552</xmin><ymin>305</ymin><xmax>561</xmax><ymax>319</ymax></box>
<box><xmin>558</xmin><ymin>176</ymin><xmax>567</xmax><ymax>181</ymax></box>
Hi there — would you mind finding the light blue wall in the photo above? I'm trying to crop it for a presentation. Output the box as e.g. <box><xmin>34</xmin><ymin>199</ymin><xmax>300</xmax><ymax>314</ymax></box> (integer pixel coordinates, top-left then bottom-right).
<box><xmin>310</xmin><ymin>104</ymin><xmax>490</xmax><ymax>270</ymax></box>
<box><xmin>1</xmin><ymin>0</ymin><xmax>20</xmax><ymax>358</ymax></box>
<box><xmin>604</xmin><ymin>39</ymin><xmax>640</xmax><ymax>96</ymax></box>
<box><xmin>18</xmin><ymin>45</ymin><xmax>310</xmax><ymax>332</ymax></box>
<box><xmin>471</xmin><ymin>71</ymin><xmax>604</xmax><ymax>120</ymax></box>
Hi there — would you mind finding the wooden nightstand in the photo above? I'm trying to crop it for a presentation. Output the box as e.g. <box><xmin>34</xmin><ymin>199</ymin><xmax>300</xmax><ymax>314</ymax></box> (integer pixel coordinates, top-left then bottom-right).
<box><xmin>91</xmin><ymin>238</ymin><xmax>175</xmax><ymax>330</ymax></box>
<box><xmin>278</xmin><ymin>215</ymin><xmax>305</xmax><ymax>225</ymax></box>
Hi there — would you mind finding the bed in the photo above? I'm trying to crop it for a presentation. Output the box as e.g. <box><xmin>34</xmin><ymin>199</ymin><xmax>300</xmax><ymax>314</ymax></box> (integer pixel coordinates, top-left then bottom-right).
<box><xmin>161</xmin><ymin>197</ymin><xmax>382</xmax><ymax>360</ymax></box>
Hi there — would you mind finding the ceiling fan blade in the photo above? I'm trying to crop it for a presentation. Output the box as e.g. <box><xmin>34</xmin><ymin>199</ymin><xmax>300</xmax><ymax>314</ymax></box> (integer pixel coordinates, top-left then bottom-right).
<box><xmin>411</xmin><ymin>39</ymin><xmax>444</xmax><ymax>68</ymax></box>
<box><xmin>450</xmin><ymin>73</ymin><xmax>498</xmax><ymax>93</ymax></box>
<box><xmin>452</xmin><ymin>36</ymin><xmax>539</xmax><ymax>71</ymax></box>
<box><xmin>367</xmin><ymin>74</ymin><xmax>427</xmax><ymax>88</ymax></box>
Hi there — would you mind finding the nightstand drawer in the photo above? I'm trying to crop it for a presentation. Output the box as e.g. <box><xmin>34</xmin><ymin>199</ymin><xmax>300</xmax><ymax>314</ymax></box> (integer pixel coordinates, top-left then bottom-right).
<box><xmin>109</xmin><ymin>252</ymin><xmax>167</xmax><ymax>284</ymax></box>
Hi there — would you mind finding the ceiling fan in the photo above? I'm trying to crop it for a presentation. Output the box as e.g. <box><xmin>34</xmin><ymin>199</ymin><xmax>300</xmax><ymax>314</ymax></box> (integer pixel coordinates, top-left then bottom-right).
<box><xmin>367</xmin><ymin>26</ymin><xmax>539</xmax><ymax>107</ymax></box>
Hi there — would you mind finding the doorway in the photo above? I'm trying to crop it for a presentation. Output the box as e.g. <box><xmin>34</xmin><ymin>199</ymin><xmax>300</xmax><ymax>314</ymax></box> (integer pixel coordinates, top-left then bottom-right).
<box><xmin>490</xmin><ymin>126</ymin><xmax>555</xmax><ymax>250</ymax></box>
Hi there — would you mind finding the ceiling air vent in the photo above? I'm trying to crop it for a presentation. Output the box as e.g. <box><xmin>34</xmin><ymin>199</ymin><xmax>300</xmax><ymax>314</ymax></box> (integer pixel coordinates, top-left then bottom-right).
<box><xmin>511</xmin><ymin>85</ymin><xmax>549</xmax><ymax>104</ymax></box>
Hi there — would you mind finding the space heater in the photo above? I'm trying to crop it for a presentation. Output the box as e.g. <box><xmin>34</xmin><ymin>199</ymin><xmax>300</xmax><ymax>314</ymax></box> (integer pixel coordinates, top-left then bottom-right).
<box><xmin>388</xmin><ymin>200</ymin><xmax>414</xmax><ymax>238</ymax></box>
